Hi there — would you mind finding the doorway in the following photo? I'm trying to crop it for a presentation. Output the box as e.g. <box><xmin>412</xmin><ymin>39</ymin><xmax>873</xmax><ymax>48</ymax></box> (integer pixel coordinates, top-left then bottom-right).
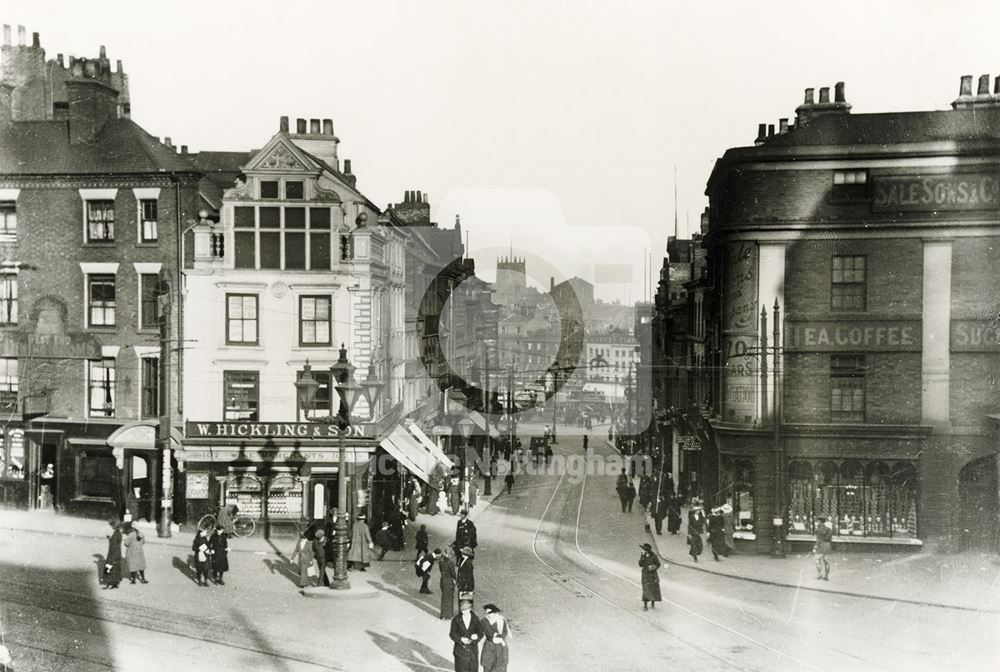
<box><xmin>127</xmin><ymin>453</ymin><xmax>155</xmax><ymax>522</ymax></box>
<box><xmin>37</xmin><ymin>442</ymin><xmax>59</xmax><ymax>510</ymax></box>
<box><xmin>310</xmin><ymin>476</ymin><xmax>340</xmax><ymax>520</ymax></box>
<box><xmin>958</xmin><ymin>455</ymin><xmax>999</xmax><ymax>551</ymax></box>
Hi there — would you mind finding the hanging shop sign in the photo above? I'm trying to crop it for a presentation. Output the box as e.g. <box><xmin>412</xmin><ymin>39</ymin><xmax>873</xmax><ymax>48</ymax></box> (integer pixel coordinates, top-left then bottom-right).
<box><xmin>784</xmin><ymin>321</ymin><xmax>921</xmax><ymax>352</ymax></box>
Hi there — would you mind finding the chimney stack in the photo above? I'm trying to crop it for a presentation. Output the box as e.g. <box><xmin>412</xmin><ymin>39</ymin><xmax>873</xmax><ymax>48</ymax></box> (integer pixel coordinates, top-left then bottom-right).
<box><xmin>323</xmin><ymin>119</ymin><xmax>333</xmax><ymax>135</ymax></box>
<box><xmin>279</xmin><ymin>115</ymin><xmax>289</xmax><ymax>132</ymax></box>
<box><xmin>32</xmin><ymin>32</ymin><xmax>39</xmax><ymax>48</ymax></box>
<box><xmin>296</xmin><ymin>118</ymin><xmax>306</xmax><ymax>134</ymax></box>
<box><xmin>344</xmin><ymin>159</ymin><xmax>352</xmax><ymax>174</ymax></box>
<box><xmin>66</xmin><ymin>77</ymin><xmax>119</xmax><ymax>144</ymax></box>
<box><xmin>834</xmin><ymin>82</ymin><xmax>846</xmax><ymax>103</ymax></box>
<box><xmin>953</xmin><ymin>75</ymin><xmax>978</xmax><ymax>109</ymax></box>
<box><xmin>309</xmin><ymin>118</ymin><xmax>320</xmax><ymax>134</ymax></box>
<box><xmin>755</xmin><ymin>122</ymin><xmax>767</xmax><ymax>145</ymax></box>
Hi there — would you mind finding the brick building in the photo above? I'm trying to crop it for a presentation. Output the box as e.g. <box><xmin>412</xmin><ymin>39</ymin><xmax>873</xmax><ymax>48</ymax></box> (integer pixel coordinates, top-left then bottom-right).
<box><xmin>700</xmin><ymin>78</ymin><xmax>1000</xmax><ymax>553</ymax></box>
<box><xmin>0</xmin><ymin>27</ymin><xmax>194</xmax><ymax>520</ymax></box>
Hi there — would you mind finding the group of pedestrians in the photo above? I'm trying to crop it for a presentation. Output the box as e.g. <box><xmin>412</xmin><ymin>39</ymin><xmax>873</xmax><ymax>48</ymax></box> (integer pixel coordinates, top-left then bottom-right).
<box><xmin>101</xmin><ymin>518</ymin><xmax>148</xmax><ymax>589</ymax></box>
<box><xmin>191</xmin><ymin>525</ymin><xmax>229</xmax><ymax>586</ymax></box>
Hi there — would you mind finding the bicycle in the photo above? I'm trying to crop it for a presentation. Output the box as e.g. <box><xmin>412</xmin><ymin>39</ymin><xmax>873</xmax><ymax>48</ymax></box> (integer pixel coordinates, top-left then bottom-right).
<box><xmin>197</xmin><ymin>507</ymin><xmax>256</xmax><ymax>538</ymax></box>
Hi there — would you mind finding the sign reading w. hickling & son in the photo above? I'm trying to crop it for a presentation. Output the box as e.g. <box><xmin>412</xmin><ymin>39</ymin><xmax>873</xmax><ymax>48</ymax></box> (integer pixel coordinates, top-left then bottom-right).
<box><xmin>872</xmin><ymin>173</ymin><xmax>1000</xmax><ymax>212</ymax></box>
<box><xmin>186</xmin><ymin>421</ymin><xmax>371</xmax><ymax>439</ymax></box>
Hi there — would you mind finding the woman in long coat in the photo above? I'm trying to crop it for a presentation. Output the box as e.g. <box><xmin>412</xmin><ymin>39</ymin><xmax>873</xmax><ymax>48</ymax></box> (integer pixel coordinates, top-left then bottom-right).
<box><xmin>688</xmin><ymin>500</ymin><xmax>706</xmax><ymax>562</ymax></box>
<box><xmin>480</xmin><ymin>603</ymin><xmax>511</xmax><ymax>672</ymax></box>
<box><xmin>667</xmin><ymin>495</ymin><xmax>683</xmax><ymax>534</ymax></box>
<box><xmin>438</xmin><ymin>547</ymin><xmax>457</xmax><ymax>619</ymax></box>
<box><xmin>192</xmin><ymin>529</ymin><xmax>212</xmax><ymax>586</ymax></box>
<box><xmin>449</xmin><ymin>475</ymin><xmax>462</xmax><ymax>515</ymax></box>
<box><xmin>122</xmin><ymin>522</ymin><xmax>147</xmax><ymax>584</ymax></box>
<box><xmin>449</xmin><ymin>598</ymin><xmax>484</xmax><ymax>672</ymax></box>
<box><xmin>638</xmin><ymin>543</ymin><xmax>661</xmax><ymax>610</ymax></box>
<box><xmin>407</xmin><ymin>481</ymin><xmax>421</xmax><ymax>521</ymax></box>
<box><xmin>347</xmin><ymin>515</ymin><xmax>374</xmax><ymax>570</ymax></box>
<box><xmin>103</xmin><ymin>519</ymin><xmax>123</xmax><ymax>589</ymax></box>
<box><xmin>707</xmin><ymin>507</ymin><xmax>727</xmax><ymax>561</ymax></box>
<box><xmin>210</xmin><ymin>526</ymin><xmax>230</xmax><ymax>584</ymax></box>
<box><xmin>289</xmin><ymin>531</ymin><xmax>314</xmax><ymax>588</ymax></box>
<box><xmin>721</xmin><ymin>502</ymin><xmax>736</xmax><ymax>554</ymax></box>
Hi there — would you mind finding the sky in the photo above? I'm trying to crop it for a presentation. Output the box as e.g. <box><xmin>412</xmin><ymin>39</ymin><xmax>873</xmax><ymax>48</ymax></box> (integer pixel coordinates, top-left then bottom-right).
<box><xmin>6</xmin><ymin>0</ymin><xmax>1000</xmax><ymax>302</ymax></box>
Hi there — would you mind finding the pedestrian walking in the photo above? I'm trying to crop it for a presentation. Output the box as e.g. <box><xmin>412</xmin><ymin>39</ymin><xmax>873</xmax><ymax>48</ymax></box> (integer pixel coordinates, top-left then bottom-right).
<box><xmin>415</xmin><ymin>523</ymin><xmax>429</xmax><ymax>559</ymax></box>
<box><xmin>455</xmin><ymin>510</ymin><xmax>478</xmax><ymax>554</ymax></box>
<box><xmin>122</xmin><ymin>521</ymin><xmax>148</xmax><ymax>585</ymax></box>
<box><xmin>209</xmin><ymin>525</ymin><xmax>229</xmax><ymax>584</ymax></box>
<box><xmin>450</xmin><ymin>596</ymin><xmax>484</xmax><ymax>672</ymax></box>
<box><xmin>408</xmin><ymin>478</ymin><xmax>421</xmax><ymax>521</ymax></box>
<box><xmin>347</xmin><ymin>514</ymin><xmax>374</xmax><ymax>571</ymax></box>
<box><xmin>708</xmin><ymin>507</ymin><xmax>727</xmax><ymax>561</ymax></box>
<box><xmin>615</xmin><ymin>473</ymin><xmax>632</xmax><ymax>513</ymax></box>
<box><xmin>290</xmin><ymin>532</ymin><xmax>315</xmax><ymax>588</ymax></box>
<box><xmin>456</xmin><ymin>546</ymin><xmax>475</xmax><ymax>593</ymax></box>
<box><xmin>375</xmin><ymin>522</ymin><xmax>395</xmax><ymax>561</ymax></box>
<box><xmin>687</xmin><ymin>499</ymin><xmax>705</xmax><ymax>562</ymax></box>
<box><xmin>192</xmin><ymin>529</ymin><xmax>212</xmax><ymax>586</ymax></box>
<box><xmin>480</xmin><ymin>603</ymin><xmax>511</xmax><ymax>672</ymax></box>
<box><xmin>814</xmin><ymin>516</ymin><xmax>833</xmax><ymax>580</ymax></box>
<box><xmin>309</xmin><ymin>528</ymin><xmax>328</xmax><ymax>586</ymax></box>
<box><xmin>504</xmin><ymin>470</ymin><xmax>515</xmax><ymax>495</ymax></box>
<box><xmin>437</xmin><ymin>489</ymin><xmax>449</xmax><ymax>514</ymax></box>
<box><xmin>389</xmin><ymin>505</ymin><xmax>407</xmax><ymax>551</ymax></box>
<box><xmin>439</xmin><ymin>547</ymin><xmax>458</xmax><ymax>619</ymax></box>
<box><xmin>102</xmin><ymin>519</ymin><xmax>123</xmax><ymax>590</ymax></box>
<box><xmin>638</xmin><ymin>543</ymin><xmax>662</xmax><ymax>610</ymax></box>
<box><xmin>449</xmin><ymin>475</ymin><xmax>462</xmax><ymax>515</ymax></box>
<box><xmin>638</xmin><ymin>475</ymin><xmax>654</xmax><ymax>512</ymax></box>
<box><xmin>652</xmin><ymin>494</ymin><xmax>668</xmax><ymax>534</ymax></box>
<box><xmin>468</xmin><ymin>478</ymin><xmax>479</xmax><ymax>508</ymax></box>
<box><xmin>667</xmin><ymin>495</ymin><xmax>682</xmax><ymax>535</ymax></box>
<box><xmin>416</xmin><ymin>548</ymin><xmax>439</xmax><ymax>594</ymax></box>
<box><xmin>721</xmin><ymin>502</ymin><xmax>736</xmax><ymax>555</ymax></box>
<box><xmin>216</xmin><ymin>503</ymin><xmax>237</xmax><ymax>536</ymax></box>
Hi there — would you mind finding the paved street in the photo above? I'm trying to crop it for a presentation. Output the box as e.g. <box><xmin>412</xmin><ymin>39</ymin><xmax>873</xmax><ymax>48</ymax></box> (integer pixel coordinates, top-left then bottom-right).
<box><xmin>2</xmin><ymin>431</ymin><xmax>999</xmax><ymax>670</ymax></box>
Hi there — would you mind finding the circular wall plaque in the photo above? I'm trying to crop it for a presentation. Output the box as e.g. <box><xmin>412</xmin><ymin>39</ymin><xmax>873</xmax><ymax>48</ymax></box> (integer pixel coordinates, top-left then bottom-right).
<box><xmin>271</xmin><ymin>281</ymin><xmax>289</xmax><ymax>298</ymax></box>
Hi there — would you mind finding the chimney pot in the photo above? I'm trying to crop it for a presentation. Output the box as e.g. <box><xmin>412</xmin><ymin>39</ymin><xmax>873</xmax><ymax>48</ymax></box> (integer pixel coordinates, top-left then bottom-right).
<box><xmin>323</xmin><ymin>118</ymin><xmax>333</xmax><ymax>135</ymax></box>
<box><xmin>834</xmin><ymin>81</ymin><xmax>846</xmax><ymax>103</ymax></box>
<box><xmin>296</xmin><ymin>118</ymin><xmax>306</xmax><ymax>134</ymax></box>
<box><xmin>309</xmin><ymin>118</ymin><xmax>320</xmax><ymax>134</ymax></box>
<box><xmin>17</xmin><ymin>25</ymin><xmax>25</xmax><ymax>46</ymax></box>
<box><xmin>755</xmin><ymin>122</ymin><xmax>767</xmax><ymax>143</ymax></box>
<box><xmin>767</xmin><ymin>124</ymin><xmax>775</xmax><ymax>137</ymax></box>
<box><xmin>978</xmin><ymin>74</ymin><xmax>991</xmax><ymax>96</ymax></box>
<box><xmin>56</xmin><ymin>53</ymin><xmax>64</xmax><ymax>66</ymax></box>
<box><xmin>417</xmin><ymin>190</ymin><xmax>423</xmax><ymax>203</ymax></box>
<box><xmin>116</xmin><ymin>59</ymin><xmax>122</xmax><ymax>73</ymax></box>
<box><xmin>819</xmin><ymin>87</ymin><xmax>830</xmax><ymax>104</ymax></box>
<box><xmin>99</xmin><ymin>45</ymin><xmax>106</xmax><ymax>59</ymax></box>
<box><xmin>279</xmin><ymin>115</ymin><xmax>289</xmax><ymax>132</ymax></box>
<box><xmin>181</xmin><ymin>145</ymin><xmax>188</xmax><ymax>154</ymax></box>
<box><xmin>164</xmin><ymin>137</ymin><xmax>172</xmax><ymax>148</ymax></box>
<box><xmin>804</xmin><ymin>88</ymin><xmax>815</xmax><ymax>105</ymax></box>
<box><xmin>2</xmin><ymin>25</ymin><xmax>10</xmax><ymax>45</ymax></box>
<box><xmin>779</xmin><ymin>118</ymin><xmax>789</xmax><ymax>133</ymax></box>
<box><xmin>344</xmin><ymin>159</ymin><xmax>352</xmax><ymax>174</ymax></box>
<box><xmin>960</xmin><ymin>75</ymin><xmax>973</xmax><ymax>97</ymax></box>
<box><xmin>994</xmin><ymin>76</ymin><xmax>1000</xmax><ymax>96</ymax></box>
<box><xmin>32</xmin><ymin>32</ymin><xmax>39</xmax><ymax>48</ymax></box>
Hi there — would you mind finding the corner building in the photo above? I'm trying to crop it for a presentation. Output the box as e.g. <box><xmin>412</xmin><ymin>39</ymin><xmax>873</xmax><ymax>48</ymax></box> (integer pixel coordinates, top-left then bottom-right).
<box><xmin>706</xmin><ymin>77</ymin><xmax>1000</xmax><ymax>553</ymax></box>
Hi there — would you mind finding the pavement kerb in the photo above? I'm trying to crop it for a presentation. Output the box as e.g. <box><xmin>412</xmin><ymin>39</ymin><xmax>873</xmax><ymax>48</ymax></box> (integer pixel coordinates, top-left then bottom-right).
<box><xmin>642</xmin><ymin>512</ymin><xmax>996</xmax><ymax>614</ymax></box>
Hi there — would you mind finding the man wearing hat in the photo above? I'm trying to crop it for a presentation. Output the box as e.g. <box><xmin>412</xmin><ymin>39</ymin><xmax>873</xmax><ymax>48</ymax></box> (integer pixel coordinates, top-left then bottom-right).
<box><xmin>454</xmin><ymin>510</ymin><xmax>478</xmax><ymax>557</ymax></box>
<box><xmin>449</xmin><ymin>594</ymin><xmax>484</xmax><ymax>672</ymax></box>
<box><xmin>456</xmin><ymin>546</ymin><xmax>475</xmax><ymax>594</ymax></box>
<box><xmin>347</xmin><ymin>513</ymin><xmax>374</xmax><ymax>571</ymax></box>
<box><xmin>480</xmin><ymin>603</ymin><xmax>511</xmax><ymax>672</ymax></box>
<box><xmin>638</xmin><ymin>543</ymin><xmax>661</xmax><ymax>611</ymax></box>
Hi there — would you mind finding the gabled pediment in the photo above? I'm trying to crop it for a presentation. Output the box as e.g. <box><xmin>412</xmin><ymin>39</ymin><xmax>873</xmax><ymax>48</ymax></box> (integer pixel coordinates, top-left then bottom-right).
<box><xmin>244</xmin><ymin>135</ymin><xmax>319</xmax><ymax>174</ymax></box>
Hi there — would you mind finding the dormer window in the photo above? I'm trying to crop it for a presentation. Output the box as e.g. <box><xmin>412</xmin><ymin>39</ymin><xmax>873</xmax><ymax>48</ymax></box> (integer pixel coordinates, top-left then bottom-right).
<box><xmin>285</xmin><ymin>181</ymin><xmax>304</xmax><ymax>199</ymax></box>
<box><xmin>260</xmin><ymin>180</ymin><xmax>279</xmax><ymax>199</ymax></box>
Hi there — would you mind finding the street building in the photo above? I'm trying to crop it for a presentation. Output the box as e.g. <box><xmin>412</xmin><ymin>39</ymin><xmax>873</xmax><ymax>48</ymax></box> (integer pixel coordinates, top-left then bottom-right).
<box><xmin>660</xmin><ymin>78</ymin><xmax>1000</xmax><ymax>553</ymax></box>
<box><xmin>0</xmin><ymin>26</ymin><xmax>195</xmax><ymax>520</ymax></box>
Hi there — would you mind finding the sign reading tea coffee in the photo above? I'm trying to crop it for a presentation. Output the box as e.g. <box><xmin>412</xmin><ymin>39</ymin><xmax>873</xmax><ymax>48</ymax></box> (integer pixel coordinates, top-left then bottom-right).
<box><xmin>785</xmin><ymin>321</ymin><xmax>921</xmax><ymax>352</ymax></box>
<box><xmin>873</xmin><ymin>173</ymin><xmax>1000</xmax><ymax>212</ymax></box>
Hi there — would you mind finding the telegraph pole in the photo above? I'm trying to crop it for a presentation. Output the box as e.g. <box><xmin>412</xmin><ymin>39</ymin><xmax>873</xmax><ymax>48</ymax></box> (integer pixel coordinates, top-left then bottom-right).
<box><xmin>772</xmin><ymin>299</ymin><xmax>785</xmax><ymax>558</ymax></box>
<box><xmin>482</xmin><ymin>340</ymin><xmax>492</xmax><ymax>496</ymax></box>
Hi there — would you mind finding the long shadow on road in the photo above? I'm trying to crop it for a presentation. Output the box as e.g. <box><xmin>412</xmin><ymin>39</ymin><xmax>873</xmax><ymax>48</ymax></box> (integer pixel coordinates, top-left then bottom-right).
<box><xmin>367</xmin><ymin>630</ymin><xmax>452</xmax><ymax>672</ymax></box>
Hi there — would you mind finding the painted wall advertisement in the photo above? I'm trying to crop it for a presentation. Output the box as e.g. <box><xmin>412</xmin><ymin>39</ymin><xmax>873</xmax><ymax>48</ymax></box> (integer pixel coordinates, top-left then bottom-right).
<box><xmin>722</xmin><ymin>242</ymin><xmax>758</xmax><ymax>424</ymax></box>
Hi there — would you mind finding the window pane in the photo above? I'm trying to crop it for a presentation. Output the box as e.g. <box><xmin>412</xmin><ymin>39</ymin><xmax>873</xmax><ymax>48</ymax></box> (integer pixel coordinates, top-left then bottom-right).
<box><xmin>301</xmin><ymin>298</ymin><xmax>315</xmax><ymax>320</ymax></box>
<box><xmin>0</xmin><ymin>275</ymin><xmax>16</xmax><ymax>324</ymax></box>
<box><xmin>285</xmin><ymin>232</ymin><xmax>306</xmax><ymax>269</ymax></box>
<box><xmin>260</xmin><ymin>232</ymin><xmax>281</xmax><ymax>269</ymax></box>
<box><xmin>259</xmin><ymin>207</ymin><xmax>280</xmax><ymax>228</ymax></box>
<box><xmin>241</xmin><ymin>296</ymin><xmax>257</xmax><ymax>319</ymax></box>
<box><xmin>234</xmin><ymin>231</ymin><xmax>256</xmax><ymax>268</ymax></box>
<box><xmin>140</xmin><ymin>274</ymin><xmax>159</xmax><ymax>329</ymax></box>
<box><xmin>310</xmin><ymin>208</ymin><xmax>330</xmax><ymax>229</ymax></box>
<box><xmin>234</xmin><ymin>206</ymin><xmax>255</xmax><ymax>228</ymax></box>
<box><xmin>310</xmin><ymin>233</ymin><xmax>330</xmax><ymax>270</ymax></box>
<box><xmin>224</xmin><ymin>371</ymin><xmax>259</xmax><ymax>420</ymax></box>
<box><xmin>285</xmin><ymin>181</ymin><xmax>304</xmax><ymax>199</ymax></box>
<box><xmin>228</xmin><ymin>295</ymin><xmax>243</xmax><ymax>319</ymax></box>
<box><xmin>260</xmin><ymin>181</ymin><xmax>279</xmax><ymax>199</ymax></box>
<box><xmin>0</xmin><ymin>201</ymin><xmax>16</xmax><ymax>235</ymax></box>
<box><xmin>285</xmin><ymin>207</ymin><xmax>306</xmax><ymax>229</ymax></box>
<box><xmin>87</xmin><ymin>200</ymin><xmax>115</xmax><ymax>241</ymax></box>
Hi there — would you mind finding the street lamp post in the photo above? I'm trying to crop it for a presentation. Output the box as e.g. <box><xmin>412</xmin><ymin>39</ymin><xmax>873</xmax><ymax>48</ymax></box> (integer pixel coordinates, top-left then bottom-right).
<box><xmin>457</xmin><ymin>417</ymin><xmax>476</xmax><ymax>511</ymax></box>
<box><xmin>295</xmin><ymin>345</ymin><xmax>372</xmax><ymax>590</ymax></box>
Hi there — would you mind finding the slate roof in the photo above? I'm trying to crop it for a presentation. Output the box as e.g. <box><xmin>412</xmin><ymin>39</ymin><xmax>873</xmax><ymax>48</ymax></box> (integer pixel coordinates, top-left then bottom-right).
<box><xmin>0</xmin><ymin>118</ymin><xmax>201</xmax><ymax>175</ymax></box>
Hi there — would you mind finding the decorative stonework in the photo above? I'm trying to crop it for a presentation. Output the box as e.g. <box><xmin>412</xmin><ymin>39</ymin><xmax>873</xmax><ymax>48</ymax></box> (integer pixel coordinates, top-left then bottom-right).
<box><xmin>313</xmin><ymin>185</ymin><xmax>342</xmax><ymax>203</ymax></box>
<box><xmin>271</xmin><ymin>281</ymin><xmax>289</xmax><ymax>298</ymax></box>
<box><xmin>258</xmin><ymin>144</ymin><xmax>306</xmax><ymax>171</ymax></box>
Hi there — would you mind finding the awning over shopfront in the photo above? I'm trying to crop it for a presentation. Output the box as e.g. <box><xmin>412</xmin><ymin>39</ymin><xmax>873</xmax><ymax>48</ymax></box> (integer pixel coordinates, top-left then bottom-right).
<box><xmin>468</xmin><ymin>411</ymin><xmax>500</xmax><ymax>439</ymax></box>
<box><xmin>107</xmin><ymin>420</ymin><xmax>184</xmax><ymax>469</ymax></box>
<box><xmin>405</xmin><ymin>420</ymin><xmax>455</xmax><ymax>469</ymax></box>
<box><xmin>381</xmin><ymin>425</ymin><xmax>438</xmax><ymax>484</ymax></box>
